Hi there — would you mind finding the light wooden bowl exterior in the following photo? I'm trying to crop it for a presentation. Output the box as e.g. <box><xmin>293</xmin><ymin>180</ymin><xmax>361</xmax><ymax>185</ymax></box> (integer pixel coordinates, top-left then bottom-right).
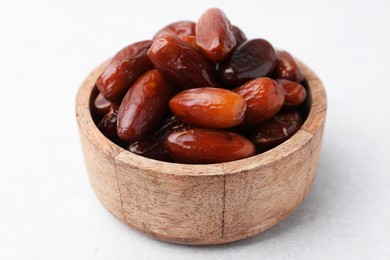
<box><xmin>75</xmin><ymin>59</ymin><xmax>326</xmax><ymax>245</ymax></box>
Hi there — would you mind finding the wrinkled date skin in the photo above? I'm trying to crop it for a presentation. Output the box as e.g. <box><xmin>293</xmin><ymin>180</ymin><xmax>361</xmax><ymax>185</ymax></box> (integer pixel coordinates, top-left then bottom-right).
<box><xmin>164</xmin><ymin>128</ymin><xmax>256</xmax><ymax>164</ymax></box>
<box><xmin>169</xmin><ymin>87</ymin><xmax>246</xmax><ymax>129</ymax></box>
<box><xmin>96</xmin><ymin>40</ymin><xmax>153</xmax><ymax>102</ymax></box>
<box><xmin>233</xmin><ymin>77</ymin><xmax>285</xmax><ymax>128</ymax></box>
<box><xmin>98</xmin><ymin>104</ymin><xmax>124</xmax><ymax>146</ymax></box>
<box><xmin>219</xmin><ymin>39</ymin><xmax>276</xmax><ymax>87</ymax></box>
<box><xmin>154</xmin><ymin>21</ymin><xmax>196</xmax><ymax>39</ymax></box>
<box><xmin>128</xmin><ymin>116</ymin><xmax>191</xmax><ymax>162</ymax></box>
<box><xmin>277</xmin><ymin>79</ymin><xmax>307</xmax><ymax>107</ymax></box>
<box><xmin>117</xmin><ymin>69</ymin><xmax>175</xmax><ymax>142</ymax></box>
<box><xmin>273</xmin><ymin>50</ymin><xmax>304</xmax><ymax>83</ymax></box>
<box><xmin>251</xmin><ymin>110</ymin><xmax>303</xmax><ymax>153</ymax></box>
<box><xmin>196</xmin><ymin>8</ymin><xmax>236</xmax><ymax>62</ymax></box>
<box><xmin>147</xmin><ymin>34</ymin><xmax>218</xmax><ymax>89</ymax></box>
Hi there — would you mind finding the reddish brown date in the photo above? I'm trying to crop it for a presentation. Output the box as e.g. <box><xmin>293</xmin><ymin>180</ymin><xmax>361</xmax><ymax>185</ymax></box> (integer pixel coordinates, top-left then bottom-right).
<box><xmin>169</xmin><ymin>87</ymin><xmax>246</xmax><ymax>129</ymax></box>
<box><xmin>219</xmin><ymin>39</ymin><xmax>276</xmax><ymax>86</ymax></box>
<box><xmin>181</xmin><ymin>35</ymin><xmax>198</xmax><ymax>50</ymax></box>
<box><xmin>97</xmin><ymin>104</ymin><xmax>123</xmax><ymax>145</ymax></box>
<box><xmin>93</xmin><ymin>8</ymin><xmax>309</xmax><ymax>164</ymax></box>
<box><xmin>154</xmin><ymin>21</ymin><xmax>196</xmax><ymax>39</ymax></box>
<box><xmin>117</xmin><ymin>70</ymin><xmax>175</xmax><ymax>142</ymax></box>
<box><xmin>273</xmin><ymin>50</ymin><xmax>304</xmax><ymax>82</ymax></box>
<box><xmin>251</xmin><ymin>110</ymin><xmax>303</xmax><ymax>153</ymax></box>
<box><xmin>277</xmin><ymin>79</ymin><xmax>307</xmax><ymax>107</ymax></box>
<box><xmin>196</xmin><ymin>8</ymin><xmax>236</xmax><ymax>62</ymax></box>
<box><xmin>128</xmin><ymin>116</ymin><xmax>190</xmax><ymax>162</ymax></box>
<box><xmin>96</xmin><ymin>40</ymin><xmax>153</xmax><ymax>102</ymax></box>
<box><xmin>232</xmin><ymin>25</ymin><xmax>247</xmax><ymax>48</ymax></box>
<box><xmin>147</xmin><ymin>34</ymin><xmax>218</xmax><ymax>89</ymax></box>
<box><xmin>233</xmin><ymin>77</ymin><xmax>285</xmax><ymax>128</ymax></box>
<box><xmin>164</xmin><ymin>128</ymin><xmax>256</xmax><ymax>164</ymax></box>
<box><xmin>92</xmin><ymin>92</ymin><xmax>112</xmax><ymax>118</ymax></box>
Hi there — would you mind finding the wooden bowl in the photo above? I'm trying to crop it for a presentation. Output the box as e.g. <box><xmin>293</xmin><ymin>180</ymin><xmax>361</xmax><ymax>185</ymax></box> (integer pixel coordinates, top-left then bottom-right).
<box><xmin>75</xmin><ymin>59</ymin><xmax>326</xmax><ymax>245</ymax></box>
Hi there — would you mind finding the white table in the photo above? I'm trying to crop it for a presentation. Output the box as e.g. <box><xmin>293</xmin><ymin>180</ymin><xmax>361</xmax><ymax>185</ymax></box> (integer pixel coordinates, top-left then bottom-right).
<box><xmin>1</xmin><ymin>0</ymin><xmax>389</xmax><ymax>259</ymax></box>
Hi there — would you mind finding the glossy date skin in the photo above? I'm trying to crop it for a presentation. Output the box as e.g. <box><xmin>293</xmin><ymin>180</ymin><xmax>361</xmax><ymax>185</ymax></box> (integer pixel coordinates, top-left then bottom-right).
<box><xmin>219</xmin><ymin>39</ymin><xmax>276</xmax><ymax>87</ymax></box>
<box><xmin>93</xmin><ymin>8</ymin><xmax>309</xmax><ymax>162</ymax></box>
<box><xmin>92</xmin><ymin>92</ymin><xmax>112</xmax><ymax>119</ymax></box>
<box><xmin>273</xmin><ymin>50</ymin><xmax>304</xmax><ymax>83</ymax></box>
<box><xmin>128</xmin><ymin>116</ymin><xmax>191</xmax><ymax>162</ymax></box>
<box><xmin>231</xmin><ymin>25</ymin><xmax>247</xmax><ymax>48</ymax></box>
<box><xmin>147</xmin><ymin>34</ymin><xmax>218</xmax><ymax>89</ymax></box>
<box><xmin>251</xmin><ymin>110</ymin><xmax>303</xmax><ymax>153</ymax></box>
<box><xmin>181</xmin><ymin>35</ymin><xmax>199</xmax><ymax>50</ymax></box>
<box><xmin>97</xmin><ymin>104</ymin><xmax>124</xmax><ymax>146</ymax></box>
<box><xmin>96</xmin><ymin>40</ymin><xmax>153</xmax><ymax>102</ymax></box>
<box><xmin>154</xmin><ymin>21</ymin><xmax>196</xmax><ymax>39</ymax></box>
<box><xmin>164</xmin><ymin>128</ymin><xmax>256</xmax><ymax>164</ymax></box>
<box><xmin>169</xmin><ymin>87</ymin><xmax>246</xmax><ymax>129</ymax></box>
<box><xmin>196</xmin><ymin>8</ymin><xmax>236</xmax><ymax>62</ymax></box>
<box><xmin>277</xmin><ymin>79</ymin><xmax>307</xmax><ymax>107</ymax></box>
<box><xmin>233</xmin><ymin>77</ymin><xmax>285</xmax><ymax>128</ymax></box>
<box><xmin>117</xmin><ymin>69</ymin><xmax>175</xmax><ymax>142</ymax></box>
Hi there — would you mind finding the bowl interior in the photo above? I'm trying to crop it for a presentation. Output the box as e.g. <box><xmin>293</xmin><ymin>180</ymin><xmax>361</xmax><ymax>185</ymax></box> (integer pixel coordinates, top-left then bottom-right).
<box><xmin>79</xmin><ymin>58</ymin><xmax>326</xmax><ymax>175</ymax></box>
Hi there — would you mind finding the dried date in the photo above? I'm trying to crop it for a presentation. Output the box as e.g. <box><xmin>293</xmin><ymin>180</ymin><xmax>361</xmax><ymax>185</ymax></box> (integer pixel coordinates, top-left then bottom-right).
<box><xmin>164</xmin><ymin>128</ymin><xmax>255</xmax><ymax>163</ymax></box>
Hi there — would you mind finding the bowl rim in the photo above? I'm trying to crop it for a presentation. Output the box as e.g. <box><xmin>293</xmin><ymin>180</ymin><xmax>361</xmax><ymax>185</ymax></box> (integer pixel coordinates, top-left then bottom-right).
<box><xmin>76</xmin><ymin>58</ymin><xmax>327</xmax><ymax>177</ymax></box>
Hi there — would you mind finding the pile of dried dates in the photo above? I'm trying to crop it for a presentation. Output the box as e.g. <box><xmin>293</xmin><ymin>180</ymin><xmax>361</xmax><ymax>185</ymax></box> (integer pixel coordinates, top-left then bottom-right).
<box><xmin>92</xmin><ymin>8</ymin><xmax>308</xmax><ymax>164</ymax></box>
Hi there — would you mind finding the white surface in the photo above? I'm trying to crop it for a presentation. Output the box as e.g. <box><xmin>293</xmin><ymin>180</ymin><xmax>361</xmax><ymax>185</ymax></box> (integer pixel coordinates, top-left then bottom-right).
<box><xmin>1</xmin><ymin>0</ymin><xmax>390</xmax><ymax>259</ymax></box>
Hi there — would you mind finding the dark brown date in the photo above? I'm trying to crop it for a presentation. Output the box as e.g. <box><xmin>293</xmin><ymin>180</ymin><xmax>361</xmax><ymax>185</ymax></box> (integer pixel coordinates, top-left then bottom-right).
<box><xmin>232</xmin><ymin>25</ymin><xmax>247</xmax><ymax>48</ymax></box>
<box><xmin>154</xmin><ymin>21</ymin><xmax>196</xmax><ymax>39</ymax></box>
<box><xmin>164</xmin><ymin>128</ymin><xmax>256</xmax><ymax>164</ymax></box>
<box><xmin>96</xmin><ymin>40</ymin><xmax>153</xmax><ymax>102</ymax></box>
<box><xmin>92</xmin><ymin>92</ymin><xmax>112</xmax><ymax>118</ymax></box>
<box><xmin>117</xmin><ymin>69</ymin><xmax>175</xmax><ymax>142</ymax></box>
<box><xmin>169</xmin><ymin>87</ymin><xmax>246</xmax><ymax>129</ymax></box>
<box><xmin>277</xmin><ymin>79</ymin><xmax>307</xmax><ymax>107</ymax></box>
<box><xmin>251</xmin><ymin>110</ymin><xmax>303</xmax><ymax>153</ymax></box>
<box><xmin>273</xmin><ymin>50</ymin><xmax>304</xmax><ymax>82</ymax></box>
<box><xmin>219</xmin><ymin>39</ymin><xmax>276</xmax><ymax>87</ymax></box>
<box><xmin>147</xmin><ymin>34</ymin><xmax>218</xmax><ymax>89</ymax></box>
<box><xmin>97</xmin><ymin>104</ymin><xmax>123</xmax><ymax>145</ymax></box>
<box><xmin>233</xmin><ymin>77</ymin><xmax>285</xmax><ymax>128</ymax></box>
<box><xmin>196</xmin><ymin>8</ymin><xmax>236</xmax><ymax>62</ymax></box>
<box><xmin>128</xmin><ymin>116</ymin><xmax>190</xmax><ymax>162</ymax></box>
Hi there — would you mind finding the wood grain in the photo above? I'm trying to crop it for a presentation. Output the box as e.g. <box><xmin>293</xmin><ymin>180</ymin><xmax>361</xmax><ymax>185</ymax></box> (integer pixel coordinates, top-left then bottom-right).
<box><xmin>75</xmin><ymin>58</ymin><xmax>327</xmax><ymax>245</ymax></box>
